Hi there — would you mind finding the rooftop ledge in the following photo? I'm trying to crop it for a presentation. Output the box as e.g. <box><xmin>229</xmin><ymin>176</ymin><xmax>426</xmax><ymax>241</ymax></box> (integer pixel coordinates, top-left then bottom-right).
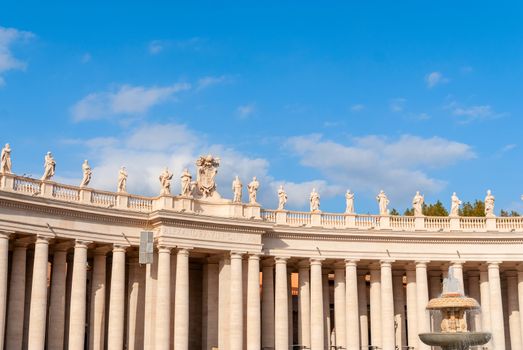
<box><xmin>0</xmin><ymin>172</ymin><xmax>522</xmax><ymax>233</ymax></box>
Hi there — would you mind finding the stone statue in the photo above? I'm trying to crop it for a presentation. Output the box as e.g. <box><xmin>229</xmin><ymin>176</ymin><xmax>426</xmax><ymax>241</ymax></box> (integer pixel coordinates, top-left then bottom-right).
<box><xmin>277</xmin><ymin>185</ymin><xmax>287</xmax><ymax>210</ymax></box>
<box><xmin>159</xmin><ymin>167</ymin><xmax>173</xmax><ymax>195</ymax></box>
<box><xmin>345</xmin><ymin>189</ymin><xmax>354</xmax><ymax>214</ymax></box>
<box><xmin>80</xmin><ymin>160</ymin><xmax>92</xmax><ymax>187</ymax></box>
<box><xmin>484</xmin><ymin>189</ymin><xmax>495</xmax><ymax>217</ymax></box>
<box><xmin>376</xmin><ymin>190</ymin><xmax>389</xmax><ymax>215</ymax></box>
<box><xmin>196</xmin><ymin>155</ymin><xmax>220</xmax><ymax>198</ymax></box>
<box><xmin>117</xmin><ymin>167</ymin><xmax>127</xmax><ymax>193</ymax></box>
<box><xmin>1</xmin><ymin>143</ymin><xmax>12</xmax><ymax>174</ymax></box>
<box><xmin>310</xmin><ymin>188</ymin><xmax>320</xmax><ymax>212</ymax></box>
<box><xmin>450</xmin><ymin>192</ymin><xmax>461</xmax><ymax>217</ymax></box>
<box><xmin>247</xmin><ymin>176</ymin><xmax>260</xmax><ymax>204</ymax></box>
<box><xmin>41</xmin><ymin>152</ymin><xmax>56</xmax><ymax>181</ymax></box>
<box><xmin>232</xmin><ymin>176</ymin><xmax>242</xmax><ymax>203</ymax></box>
<box><xmin>180</xmin><ymin>168</ymin><xmax>192</xmax><ymax>197</ymax></box>
<box><xmin>412</xmin><ymin>191</ymin><xmax>424</xmax><ymax>216</ymax></box>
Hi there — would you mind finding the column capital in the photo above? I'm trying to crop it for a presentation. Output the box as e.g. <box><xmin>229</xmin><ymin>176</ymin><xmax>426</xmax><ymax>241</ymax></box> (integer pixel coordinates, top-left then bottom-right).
<box><xmin>274</xmin><ymin>256</ymin><xmax>289</xmax><ymax>264</ymax></box>
<box><xmin>176</xmin><ymin>247</ymin><xmax>191</xmax><ymax>256</ymax></box>
<box><xmin>487</xmin><ymin>261</ymin><xmax>502</xmax><ymax>268</ymax></box>
<box><xmin>344</xmin><ymin>259</ymin><xmax>359</xmax><ymax>267</ymax></box>
<box><xmin>0</xmin><ymin>230</ymin><xmax>14</xmax><ymax>239</ymax></box>
<box><xmin>35</xmin><ymin>235</ymin><xmax>51</xmax><ymax>244</ymax></box>
<box><xmin>112</xmin><ymin>243</ymin><xmax>128</xmax><ymax>253</ymax></box>
<box><xmin>415</xmin><ymin>260</ymin><xmax>430</xmax><ymax>267</ymax></box>
<box><xmin>450</xmin><ymin>260</ymin><xmax>466</xmax><ymax>266</ymax></box>
<box><xmin>309</xmin><ymin>257</ymin><xmax>324</xmax><ymax>266</ymax></box>
<box><xmin>230</xmin><ymin>251</ymin><xmax>245</xmax><ymax>259</ymax></box>
<box><xmin>380</xmin><ymin>259</ymin><xmax>395</xmax><ymax>267</ymax></box>
<box><xmin>157</xmin><ymin>245</ymin><xmax>172</xmax><ymax>253</ymax></box>
<box><xmin>74</xmin><ymin>240</ymin><xmax>92</xmax><ymax>249</ymax></box>
<box><xmin>247</xmin><ymin>253</ymin><xmax>261</xmax><ymax>261</ymax></box>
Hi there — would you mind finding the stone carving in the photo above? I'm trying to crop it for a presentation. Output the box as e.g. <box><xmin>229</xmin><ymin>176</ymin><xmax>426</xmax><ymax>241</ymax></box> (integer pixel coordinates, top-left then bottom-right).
<box><xmin>247</xmin><ymin>176</ymin><xmax>259</xmax><ymax>204</ymax></box>
<box><xmin>117</xmin><ymin>167</ymin><xmax>128</xmax><ymax>193</ymax></box>
<box><xmin>412</xmin><ymin>191</ymin><xmax>424</xmax><ymax>216</ymax></box>
<box><xmin>450</xmin><ymin>192</ymin><xmax>461</xmax><ymax>217</ymax></box>
<box><xmin>159</xmin><ymin>167</ymin><xmax>173</xmax><ymax>195</ymax></box>
<box><xmin>232</xmin><ymin>176</ymin><xmax>242</xmax><ymax>203</ymax></box>
<box><xmin>180</xmin><ymin>168</ymin><xmax>192</xmax><ymax>197</ymax></box>
<box><xmin>41</xmin><ymin>152</ymin><xmax>56</xmax><ymax>181</ymax></box>
<box><xmin>1</xmin><ymin>143</ymin><xmax>12</xmax><ymax>174</ymax></box>
<box><xmin>484</xmin><ymin>190</ymin><xmax>495</xmax><ymax>217</ymax></box>
<box><xmin>310</xmin><ymin>188</ymin><xmax>320</xmax><ymax>212</ymax></box>
<box><xmin>277</xmin><ymin>185</ymin><xmax>287</xmax><ymax>210</ymax></box>
<box><xmin>196</xmin><ymin>155</ymin><xmax>220</xmax><ymax>199</ymax></box>
<box><xmin>80</xmin><ymin>160</ymin><xmax>92</xmax><ymax>187</ymax></box>
<box><xmin>345</xmin><ymin>189</ymin><xmax>354</xmax><ymax>214</ymax></box>
<box><xmin>376</xmin><ymin>190</ymin><xmax>389</xmax><ymax>215</ymax></box>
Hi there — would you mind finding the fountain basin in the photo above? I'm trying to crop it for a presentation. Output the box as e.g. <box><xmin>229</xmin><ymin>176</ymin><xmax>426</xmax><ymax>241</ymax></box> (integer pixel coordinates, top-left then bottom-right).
<box><xmin>419</xmin><ymin>332</ymin><xmax>491</xmax><ymax>350</ymax></box>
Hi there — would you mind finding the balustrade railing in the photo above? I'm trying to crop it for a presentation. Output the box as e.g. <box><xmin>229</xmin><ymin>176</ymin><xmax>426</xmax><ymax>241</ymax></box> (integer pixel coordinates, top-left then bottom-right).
<box><xmin>91</xmin><ymin>190</ymin><xmax>117</xmax><ymax>207</ymax></box>
<box><xmin>321</xmin><ymin>213</ymin><xmax>345</xmax><ymax>228</ymax></box>
<box><xmin>459</xmin><ymin>217</ymin><xmax>486</xmax><ymax>230</ymax></box>
<box><xmin>390</xmin><ymin>216</ymin><xmax>415</xmax><ymax>229</ymax></box>
<box><xmin>128</xmin><ymin>195</ymin><xmax>153</xmax><ymax>211</ymax></box>
<box><xmin>355</xmin><ymin>215</ymin><xmax>380</xmax><ymax>228</ymax></box>
<box><xmin>13</xmin><ymin>177</ymin><xmax>41</xmax><ymax>194</ymax></box>
<box><xmin>424</xmin><ymin>216</ymin><xmax>451</xmax><ymax>230</ymax></box>
<box><xmin>52</xmin><ymin>184</ymin><xmax>80</xmax><ymax>201</ymax></box>
<box><xmin>496</xmin><ymin>217</ymin><xmax>523</xmax><ymax>230</ymax></box>
<box><xmin>287</xmin><ymin>211</ymin><xmax>311</xmax><ymax>226</ymax></box>
<box><xmin>260</xmin><ymin>209</ymin><xmax>277</xmax><ymax>223</ymax></box>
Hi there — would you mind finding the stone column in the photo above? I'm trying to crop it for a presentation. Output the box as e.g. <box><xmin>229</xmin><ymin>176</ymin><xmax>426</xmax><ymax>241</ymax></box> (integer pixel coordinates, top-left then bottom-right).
<box><xmin>345</xmin><ymin>260</ymin><xmax>360</xmax><ymax>350</ymax></box>
<box><xmin>479</xmin><ymin>267</ymin><xmax>492</xmax><ymax>340</ymax></box>
<box><xmin>68</xmin><ymin>240</ymin><xmax>90</xmax><ymax>350</ymax></box>
<box><xmin>334</xmin><ymin>263</ymin><xmax>346</xmax><ymax>349</ymax></box>
<box><xmin>261</xmin><ymin>259</ymin><xmax>275</xmax><ymax>349</ymax></box>
<box><xmin>89</xmin><ymin>247</ymin><xmax>109</xmax><ymax>350</ymax></box>
<box><xmin>428</xmin><ymin>270</ymin><xmax>442</xmax><ymax>332</ymax></box>
<box><xmin>203</xmin><ymin>259</ymin><xmax>219</xmax><ymax>349</ymax></box>
<box><xmin>310</xmin><ymin>258</ymin><xmax>324</xmax><ymax>350</ymax></box>
<box><xmin>127</xmin><ymin>256</ymin><xmax>145</xmax><ymax>350</ymax></box>
<box><xmin>467</xmin><ymin>271</ymin><xmax>482</xmax><ymax>332</ymax></box>
<box><xmin>47</xmin><ymin>245</ymin><xmax>69</xmax><ymax>350</ymax></box>
<box><xmin>298</xmin><ymin>260</ymin><xmax>311</xmax><ymax>349</ymax></box>
<box><xmin>488</xmin><ymin>261</ymin><xmax>506</xmax><ymax>350</ymax></box>
<box><xmin>229</xmin><ymin>252</ymin><xmax>243</xmax><ymax>350</ymax></box>
<box><xmin>518</xmin><ymin>269</ymin><xmax>523</xmax><ymax>350</ymax></box>
<box><xmin>219</xmin><ymin>256</ymin><xmax>231</xmax><ymax>350</ymax></box>
<box><xmin>274</xmin><ymin>257</ymin><xmax>289</xmax><ymax>350</ymax></box>
<box><xmin>357</xmin><ymin>270</ymin><xmax>369</xmax><ymax>349</ymax></box>
<box><xmin>27</xmin><ymin>235</ymin><xmax>50</xmax><ymax>350</ymax></box>
<box><xmin>322</xmin><ymin>270</ymin><xmax>331</xmax><ymax>349</ymax></box>
<box><xmin>405</xmin><ymin>267</ymin><xmax>418</xmax><ymax>349</ymax></box>
<box><xmin>155</xmin><ymin>246</ymin><xmax>172</xmax><ymax>350</ymax></box>
<box><xmin>107</xmin><ymin>244</ymin><xmax>127</xmax><ymax>350</ymax></box>
<box><xmin>451</xmin><ymin>261</ymin><xmax>465</xmax><ymax>294</ymax></box>
<box><xmin>380</xmin><ymin>260</ymin><xmax>395</xmax><ymax>350</ymax></box>
<box><xmin>506</xmin><ymin>271</ymin><xmax>522</xmax><ymax>350</ymax></box>
<box><xmin>247</xmin><ymin>254</ymin><xmax>261</xmax><ymax>350</ymax></box>
<box><xmin>415</xmin><ymin>261</ymin><xmax>430</xmax><ymax>350</ymax></box>
<box><xmin>369</xmin><ymin>267</ymin><xmax>382</xmax><ymax>349</ymax></box>
<box><xmin>173</xmin><ymin>248</ymin><xmax>190</xmax><ymax>350</ymax></box>
<box><xmin>5</xmin><ymin>240</ymin><xmax>27</xmax><ymax>350</ymax></box>
<box><xmin>143</xmin><ymin>250</ymin><xmax>158</xmax><ymax>350</ymax></box>
<box><xmin>0</xmin><ymin>232</ymin><xmax>8</xmax><ymax>350</ymax></box>
<box><xmin>393</xmin><ymin>270</ymin><xmax>406</xmax><ymax>349</ymax></box>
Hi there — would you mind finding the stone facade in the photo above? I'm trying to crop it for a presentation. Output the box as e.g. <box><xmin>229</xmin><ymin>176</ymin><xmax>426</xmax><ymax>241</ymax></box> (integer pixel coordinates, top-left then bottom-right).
<box><xmin>0</xmin><ymin>171</ymin><xmax>522</xmax><ymax>349</ymax></box>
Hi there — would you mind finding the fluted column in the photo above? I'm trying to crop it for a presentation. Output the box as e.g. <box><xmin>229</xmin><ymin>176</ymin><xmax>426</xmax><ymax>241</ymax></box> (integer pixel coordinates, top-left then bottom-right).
<box><xmin>334</xmin><ymin>263</ymin><xmax>346</xmax><ymax>349</ymax></box>
<box><xmin>274</xmin><ymin>256</ymin><xmax>289</xmax><ymax>350</ymax></box>
<box><xmin>479</xmin><ymin>266</ymin><xmax>492</xmax><ymax>345</ymax></box>
<box><xmin>298</xmin><ymin>260</ymin><xmax>311</xmax><ymax>348</ymax></box>
<box><xmin>506</xmin><ymin>271</ymin><xmax>521</xmax><ymax>350</ymax></box>
<box><xmin>488</xmin><ymin>261</ymin><xmax>506</xmax><ymax>349</ymax></box>
<box><xmin>393</xmin><ymin>270</ymin><xmax>406</xmax><ymax>349</ymax></box>
<box><xmin>155</xmin><ymin>246</ymin><xmax>172</xmax><ymax>350</ymax></box>
<box><xmin>406</xmin><ymin>267</ymin><xmax>418</xmax><ymax>349</ymax></box>
<box><xmin>357</xmin><ymin>270</ymin><xmax>369</xmax><ymax>349</ymax></box>
<box><xmin>229</xmin><ymin>252</ymin><xmax>244</xmax><ymax>350</ymax></box>
<box><xmin>107</xmin><ymin>244</ymin><xmax>127</xmax><ymax>350</ymax></box>
<box><xmin>369</xmin><ymin>267</ymin><xmax>381</xmax><ymax>348</ymax></box>
<box><xmin>68</xmin><ymin>240</ymin><xmax>90</xmax><ymax>350</ymax></box>
<box><xmin>380</xmin><ymin>260</ymin><xmax>395</xmax><ymax>350</ymax></box>
<box><xmin>451</xmin><ymin>261</ymin><xmax>465</xmax><ymax>293</ymax></box>
<box><xmin>89</xmin><ymin>247</ymin><xmax>109</xmax><ymax>350</ymax></box>
<box><xmin>127</xmin><ymin>256</ymin><xmax>145</xmax><ymax>350</ymax></box>
<box><xmin>247</xmin><ymin>254</ymin><xmax>261</xmax><ymax>350</ymax></box>
<box><xmin>518</xmin><ymin>269</ymin><xmax>523</xmax><ymax>349</ymax></box>
<box><xmin>174</xmin><ymin>247</ymin><xmax>190</xmax><ymax>350</ymax></box>
<box><xmin>310</xmin><ymin>258</ymin><xmax>324</xmax><ymax>350</ymax></box>
<box><xmin>261</xmin><ymin>259</ymin><xmax>275</xmax><ymax>349</ymax></box>
<box><xmin>219</xmin><ymin>256</ymin><xmax>230</xmax><ymax>350</ymax></box>
<box><xmin>5</xmin><ymin>239</ymin><xmax>27</xmax><ymax>350</ymax></box>
<box><xmin>415</xmin><ymin>261</ymin><xmax>430</xmax><ymax>350</ymax></box>
<box><xmin>27</xmin><ymin>235</ymin><xmax>50</xmax><ymax>350</ymax></box>
<box><xmin>467</xmin><ymin>271</ymin><xmax>482</xmax><ymax>331</ymax></box>
<box><xmin>0</xmin><ymin>232</ymin><xmax>8</xmax><ymax>350</ymax></box>
<box><xmin>345</xmin><ymin>259</ymin><xmax>360</xmax><ymax>350</ymax></box>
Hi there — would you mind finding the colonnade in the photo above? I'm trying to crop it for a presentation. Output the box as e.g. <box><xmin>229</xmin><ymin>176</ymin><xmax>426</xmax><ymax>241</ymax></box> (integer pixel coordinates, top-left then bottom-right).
<box><xmin>0</xmin><ymin>234</ymin><xmax>523</xmax><ymax>349</ymax></box>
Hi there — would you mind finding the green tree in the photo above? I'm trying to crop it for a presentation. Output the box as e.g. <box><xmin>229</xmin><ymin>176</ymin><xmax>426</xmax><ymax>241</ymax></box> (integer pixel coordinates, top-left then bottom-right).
<box><xmin>390</xmin><ymin>208</ymin><xmax>400</xmax><ymax>216</ymax></box>
<box><xmin>459</xmin><ymin>200</ymin><xmax>485</xmax><ymax>217</ymax></box>
<box><xmin>403</xmin><ymin>208</ymin><xmax>414</xmax><ymax>216</ymax></box>
<box><xmin>423</xmin><ymin>200</ymin><xmax>448</xmax><ymax>216</ymax></box>
<box><xmin>500</xmin><ymin>209</ymin><xmax>521</xmax><ymax>217</ymax></box>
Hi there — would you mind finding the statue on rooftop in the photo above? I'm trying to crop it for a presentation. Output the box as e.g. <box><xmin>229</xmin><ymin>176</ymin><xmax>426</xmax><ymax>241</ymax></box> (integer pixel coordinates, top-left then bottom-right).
<box><xmin>277</xmin><ymin>185</ymin><xmax>287</xmax><ymax>210</ymax></box>
<box><xmin>310</xmin><ymin>188</ymin><xmax>320</xmax><ymax>212</ymax></box>
<box><xmin>80</xmin><ymin>160</ymin><xmax>92</xmax><ymax>187</ymax></box>
<box><xmin>345</xmin><ymin>189</ymin><xmax>354</xmax><ymax>214</ymax></box>
<box><xmin>247</xmin><ymin>176</ymin><xmax>259</xmax><ymax>204</ymax></box>
<box><xmin>450</xmin><ymin>192</ymin><xmax>461</xmax><ymax>217</ymax></box>
<box><xmin>232</xmin><ymin>176</ymin><xmax>242</xmax><ymax>203</ymax></box>
<box><xmin>180</xmin><ymin>168</ymin><xmax>192</xmax><ymax>197</ymax></box>
<box><xmin>1</xmin><ymin>143</ymin><xmax>12</xmax><ymax>174</ymax></box>
<box><xmin>196</xmin><ymin>155</ymin><xmax>220</xmax><ymax>199</ymax></box>
<box><xmin>41</xmin><ymin>152</ymin><xmax>56</xmax><ymax>181</ymax></box>
<box><xmin>376</xmin><ymin>190</ymin><xmax>389</xmax><ymax>215</ymax></box>
<box><xmin>159</xmin><ymin>167</ymin><xmax>173</xmax><ymax>195</ymax></box>
<box><xmin>117</xmin><ymin>167</ymin><xmax>127</xmax><ymax>193</ymax></box>
<box><xmin>485</xmin><ymin>189</ymin><xmax>495</xmax><ymax>217</ymax></box>
<box><xmin>412</xmin><ymin>191</ymin><xmax>424</xmax><ymax>216</ymax></box>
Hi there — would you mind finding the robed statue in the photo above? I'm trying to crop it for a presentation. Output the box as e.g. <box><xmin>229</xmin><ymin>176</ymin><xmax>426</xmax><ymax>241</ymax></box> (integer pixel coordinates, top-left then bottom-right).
<box><xmin>117</xmin><ymin>167</ymin><xmax>128</xmax><ymax>193</ymax></box>
<box><xmin>310</xmin><ymin>188</ymin><xmax>320</xmax><ymax>212</ymax></box>
<box><xmin>180</xmin><ymin>168</ymin><xmax>192</xmax><ymax>197</ymax></box>
<box><xmin>345</xmin><ymin>190</ymin><xmax>354</xmax><ymax>214</ymax></box>
<box><xmin>376</xmin><ymin>190</ymin><xmax>389</xmax><ymax>215</ymax></box>
<box><xmin>41</xmin><ymin>152</ymin><xmax>56</xmax><ymax>181</ymax></box>
<box><xmin>247</xmin><ymin>176</ymin><xmax>259</xmax><ymax>204</ymax></box>
<box><xmin>485</xmin><ymin>189</ymin><xmax>495</xmax><ymax>217</ymax></box>
<box><xmin>80</xmin><ymin>160</ymin><xmax>92</xmax><ymax>187</ymax></box>
<box><xmin>232</xmin><ymin>176</ymin><xmax>242</xmax><ymax>203</ymax></box>
<box><xmin>1</xmin><ymin>143</ymin><xmax>12</xmax><ymax>174</ymax></box>
<box><xmin>412</xmin><ymin>191</ymin><xmax>424</xmax><ymax>216</ymax></box>
<box><xmin>159</xmin><ymin>167</ymin><xmax>173</xmax><ymax>195</ymax></box>
<box><xmin>450</xmin><ymin>192</ymin><xmax>461</xmax><ymax>217</ymax></box>
<box><xmin>277</xmin><ymin>185</ymin><xmax>287</xmax><ymax>210</ymax></box>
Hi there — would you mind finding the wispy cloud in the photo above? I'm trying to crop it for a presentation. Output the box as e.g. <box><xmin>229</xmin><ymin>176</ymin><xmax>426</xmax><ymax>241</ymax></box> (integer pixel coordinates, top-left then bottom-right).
<box><xmin>71</xmin><ymin>83</ymin><xmax>191</xmax><ymax>122</ymax></box>
<box><xmin>148</xmin><ymin>40</ymin><xmax>165</xmax><ymax>55</ymax></box>
<box><xmin>350</xmin><ymin>104</ymin><xmax>365</xmax><ymax>112</ymax></box>
<box><xmin>196</xmin><ymin>75</ymin><xmax>230</xmax><ymax>90</ymax></box>
<box><xmin>447</xmin><ymin>101</ymin><xmax>505</xmax><ymax>123</ymax></box>
<box><xmin>389</xmin><ymin>98</ymin><xmax>406</xmax><ymax>112</ymax></box>
<box><xmin>148</xmin><ymin>37</ymin><xmax>206</xmax><ymax>55</ymax></box>
<box><xmin>425</xmin><ymin>71</ymin><xmax>449</xmax><ymax>88</ymax></box>
<box><xmin>0</xmin><ymin>26</ymin><xmax>34</xmax><ymax>86</ymax></box>
<box><xmin>236</xmin><ymin>103</ymin><xmax>255</xmax><ymax>119</ymax></box>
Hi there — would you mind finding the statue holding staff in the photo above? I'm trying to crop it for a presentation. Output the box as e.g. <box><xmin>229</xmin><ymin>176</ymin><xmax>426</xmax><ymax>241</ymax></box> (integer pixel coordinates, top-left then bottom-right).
<box><xmin>117</xmin><ymin>167</ymin><xmax>127</xmax><ymax>193</ymax></box>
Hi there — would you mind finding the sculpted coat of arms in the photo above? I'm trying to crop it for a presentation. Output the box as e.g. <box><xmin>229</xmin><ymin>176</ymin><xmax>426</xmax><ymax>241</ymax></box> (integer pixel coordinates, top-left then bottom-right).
<box><xmin>195</xmin><ymin>154</ymin><xmax>221</xmax><ymax>199</ymax></box>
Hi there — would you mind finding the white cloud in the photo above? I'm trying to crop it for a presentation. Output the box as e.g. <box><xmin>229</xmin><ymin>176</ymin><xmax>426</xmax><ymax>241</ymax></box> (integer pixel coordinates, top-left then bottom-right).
<box><xmin>389</xmin><ymin>98</ymin><xmax>406</xmax><ymax>112</ymax></box>
<box><xmin>196</xmin><ymin>75</ymin><xmax>230</xmax><ymax>90</ymax></box>
<box><xmin>71</xmin><ymin>83</ymin><xmax>191</xmax><ymax>121</ymax></box>
<box><xmin>236</xmin><ymin>103</ymin><xmax>255</xmax><ymax>119</ymax></box>
<box><xmin>148</xmin><ymin>40</ymin><xmax>164</xmax><ymax>55</ymax></box>
<box><xmin>285</xmin><ymin>134</ymin><xmax>475</xmax><ymax>207</ymax></box>
<box><xmin>350</xmin><ymin>104</ymin><xmax>365</xmax><ymax>112</ymax></box>
<box><xmin>448</xmin><ymin>103</ymin><xmax>504</xmax><ymax>123</ymax></box>
<box><xmin>0</xmin><ymin>26</ymin><xmax>34</xmax><ymax>85</ymax></box>
<box><xmin>425</xmin><ymin>71</ymin><xmax>449</xmax><ymax>88</ymax></box>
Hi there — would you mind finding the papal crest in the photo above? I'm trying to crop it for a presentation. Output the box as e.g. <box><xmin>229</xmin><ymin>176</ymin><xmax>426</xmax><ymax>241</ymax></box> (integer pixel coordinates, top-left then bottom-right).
<box><xmin>196</xmin><ymin>154</ymin><xmax>220</xmax><ymax>198</ymax></box>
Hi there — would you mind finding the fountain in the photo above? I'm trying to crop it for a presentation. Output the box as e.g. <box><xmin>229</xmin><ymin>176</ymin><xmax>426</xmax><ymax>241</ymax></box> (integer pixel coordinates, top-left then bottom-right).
<box><xmin>419</xmin><ymin>268</ymin><xmax>491</xmax><ymax>350</ymax></box>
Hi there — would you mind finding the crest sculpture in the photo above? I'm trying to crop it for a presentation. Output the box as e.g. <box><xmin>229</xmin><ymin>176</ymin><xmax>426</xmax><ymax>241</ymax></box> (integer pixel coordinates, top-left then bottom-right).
<box><xmin>196</xmin><ymin>155</ymin><xmax>221</xmax><ymax>199</ymax></box>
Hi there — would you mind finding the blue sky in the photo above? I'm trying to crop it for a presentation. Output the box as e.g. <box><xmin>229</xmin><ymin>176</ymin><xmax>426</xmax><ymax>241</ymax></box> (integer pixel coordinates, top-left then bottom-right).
<box><xmin>1</xmin><ymin>1</ymin><xmax>522</xmax><ymax>214</ymax></box>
